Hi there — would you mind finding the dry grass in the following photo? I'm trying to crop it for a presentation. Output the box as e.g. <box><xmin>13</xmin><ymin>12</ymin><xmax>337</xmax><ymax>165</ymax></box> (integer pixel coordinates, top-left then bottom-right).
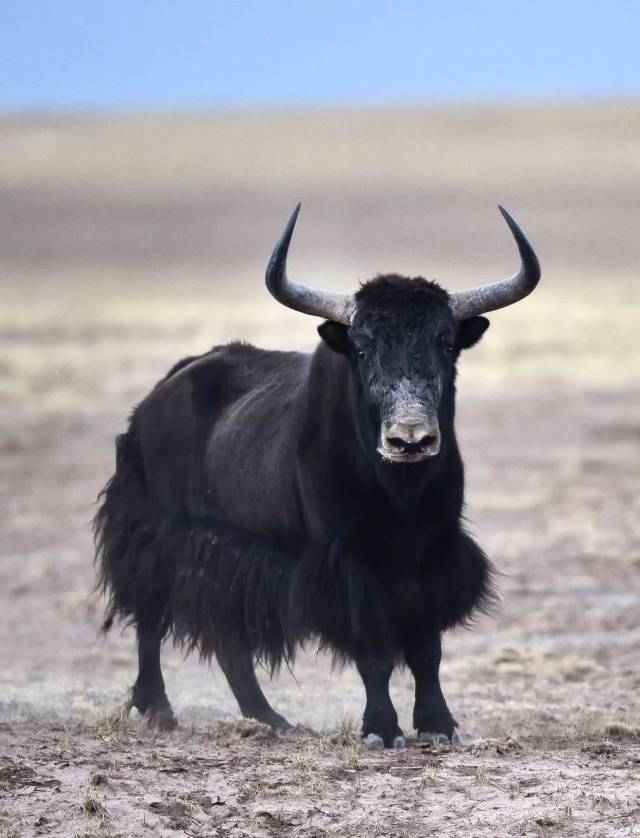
<box><xmin>292</xmin><ymin>750</ymin><xmax>327</xmax><ymax>797</ymax></box>
<box><xmin>204</xmin><ymin>716</ymin><xmax>277</xmax><ymax>743</ymax></box>
<box><xmin>79</xmin><ymin>784</ymin><xmax>109</xmax><ymax>818</ymax></box>
<box><xmin>603</xmin><ymin>722</ymin><xmax>640</xmax><ymax>741</ymax></box>
<box><xmin>94</xmin><ymin>705</ymin><xmax>134</xmax><ymax>746</ymax></box>
<box><xmin>2</xmin><ymin>271</ymin><xmax>639</xmax><ymax>414</ymax></box>
<box><xmin>76</xmin><ymin>783</ymin><xmax>111</xmax><ymax>838</ymax></box>
<box><xmin>321</xmin><ymin>718</ymin><xmax>367</xmax><ymax>770</ymax></box>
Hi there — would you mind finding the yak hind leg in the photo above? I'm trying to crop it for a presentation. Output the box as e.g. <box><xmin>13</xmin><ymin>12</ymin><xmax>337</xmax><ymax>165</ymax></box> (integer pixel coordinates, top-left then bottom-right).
<box><xmin>129</xmin><ymin>614</ymin><xmax>177</xmax><ymax>731</ymax></box>
<box><xmin>216</xmin><ymin>647</ymin><xmax>292</xmax><ymax>732</ymax></box>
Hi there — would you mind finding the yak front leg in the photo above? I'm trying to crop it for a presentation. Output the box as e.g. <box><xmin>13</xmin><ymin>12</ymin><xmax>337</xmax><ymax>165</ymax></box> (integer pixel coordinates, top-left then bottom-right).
<box><xmin>356</xmin><ymin>656</ymin><xmax>405</xmax><ymax>749</ymax></box>
<box><xmin>404</xmin><ymin>630</ymin><xmax>458</xmax><ymax>743</ymax></box>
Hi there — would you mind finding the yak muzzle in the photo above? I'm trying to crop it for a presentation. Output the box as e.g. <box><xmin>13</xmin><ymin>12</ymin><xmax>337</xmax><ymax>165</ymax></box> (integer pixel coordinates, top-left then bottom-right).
<box><xmin>379</xmin><ymin>417</ymin><xmax>441</xmax><ymax>463</ymax></box>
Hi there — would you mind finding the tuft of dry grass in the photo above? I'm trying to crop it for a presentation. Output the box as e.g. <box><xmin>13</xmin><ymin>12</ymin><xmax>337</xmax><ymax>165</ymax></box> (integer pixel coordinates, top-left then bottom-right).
<box><xmin>603</xmin><ymin>722</ymin><xmax>640</xmax><ymax>741</ymax></box>
<box><xmin>78</xmin><ymin>782</ymin><xmax>111</xmax><ymax>837</ymax></box>
<box><xmin>292</xmin><ymin>750</ymin><xmax>327</xmax><ymax>798</ymax></box>
<box><xmin>94</xmin><ymin>704</ymin><xmax>134</xmax><ymax>746</ymax></box>
<box><xmin>321</xmin><ymin>718</ymin><xmax>366</xmax><ymax>770</ymax></box>
<box><xmin>417</xmin><ymin>765</ymin><xmax>441</xmax><ymax>789</ymax></box>
<box><xmin>472</xmin><ymin>717</ymin><xmax>523</xmax><ymax>755</ymax></box>
<box><xmin>205</xmin><ymin>716</ymin><xmax>277</xmax><ymax>743</ymax></box>
<box><xmin>327</xmin><ymin>716</ymin><xmax>361</xmax><ymax>746</ymax></box>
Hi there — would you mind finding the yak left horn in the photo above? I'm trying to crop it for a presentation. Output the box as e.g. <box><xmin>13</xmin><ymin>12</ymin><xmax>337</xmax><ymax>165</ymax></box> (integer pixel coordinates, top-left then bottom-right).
<box><xmin>448</xmin><ymin>206</ymin><xmax>541</xmax><ymax>320</ymax></box>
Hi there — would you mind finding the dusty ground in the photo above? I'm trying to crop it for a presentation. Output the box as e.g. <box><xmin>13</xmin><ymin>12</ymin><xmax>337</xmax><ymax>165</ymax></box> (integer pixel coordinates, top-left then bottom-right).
<box><xmin>0</xmin><ymin>105</ymin><xmax>639</xmax><ymax>836</ymax></box>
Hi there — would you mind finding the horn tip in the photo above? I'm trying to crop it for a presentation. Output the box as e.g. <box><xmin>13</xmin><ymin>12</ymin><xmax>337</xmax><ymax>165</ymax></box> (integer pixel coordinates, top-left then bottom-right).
<box><xmin>279</xmin><ymin>203</ymin><xmax>302</xmax><ymax>247</ymax></box>
<box><xmin>283</xmin><ymin>202</ymin><xmax>302</xmax><ymax>234</ymax></box>
<box><xmin>497</xmin><ymin>204</ymin><xmax>523</xmax><ymax>237</ymax></box>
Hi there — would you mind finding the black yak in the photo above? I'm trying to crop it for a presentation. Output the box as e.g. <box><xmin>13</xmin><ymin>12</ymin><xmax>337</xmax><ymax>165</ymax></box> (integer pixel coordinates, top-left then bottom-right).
<box><xmin>95</xmin><ymin>204</ymin><xmax>540</xmax><ymax>748</ymax></box>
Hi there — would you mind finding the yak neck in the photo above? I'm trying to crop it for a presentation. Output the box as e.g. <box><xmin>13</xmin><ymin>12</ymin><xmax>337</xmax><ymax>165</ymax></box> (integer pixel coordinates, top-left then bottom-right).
<box><xmin>304</xmin><ymin>342</ymin><xmax>462</xmax><ymax>525</ymax></box>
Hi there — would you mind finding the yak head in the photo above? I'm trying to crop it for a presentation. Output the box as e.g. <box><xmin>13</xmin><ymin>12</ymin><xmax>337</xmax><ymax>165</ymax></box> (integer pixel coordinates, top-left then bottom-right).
<box><xmin>265</xmin><ymin>204</ymin><xmax>540</xmax><ymax>466</ymax></box>
<box><xmin>317</xmin><ymin>276</ymin><xmax>488</xmax><ymax>463</ymax></box>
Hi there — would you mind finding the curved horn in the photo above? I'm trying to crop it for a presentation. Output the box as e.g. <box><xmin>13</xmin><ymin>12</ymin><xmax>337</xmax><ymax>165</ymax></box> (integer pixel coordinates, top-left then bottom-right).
<box><xmin>265</xmin><ymin>203</ymin><xmax>356</xmax><ymax>324</ymax></box>
<box><xmin>449</xmin><ymin>206</ymin><xmax>541</xmax><ymax>320</ymax></box>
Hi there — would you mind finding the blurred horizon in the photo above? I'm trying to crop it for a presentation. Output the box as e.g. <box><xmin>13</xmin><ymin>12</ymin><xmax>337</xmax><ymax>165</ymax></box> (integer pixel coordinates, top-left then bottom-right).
<box><xmin>2</xmin><ymin>1</ymin><xmax>640</xmax><ymax>113</ymax></box>
<box><xmin>2</xmin><ymin>1</ymin><xmax>639</xmax><ymax>411</ymax></box>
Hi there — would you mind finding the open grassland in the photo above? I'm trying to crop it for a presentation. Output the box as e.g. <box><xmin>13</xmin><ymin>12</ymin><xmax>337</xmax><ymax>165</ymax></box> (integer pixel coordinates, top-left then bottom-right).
<box><xmin>0</xmin><ymin>104</ymin><xmax>639</xmax><ymax>836</ymax></box>
<box><xmin>1</xmin><ymin>270</ymin><xmax>639</xmax><ymax>415</ymax></box>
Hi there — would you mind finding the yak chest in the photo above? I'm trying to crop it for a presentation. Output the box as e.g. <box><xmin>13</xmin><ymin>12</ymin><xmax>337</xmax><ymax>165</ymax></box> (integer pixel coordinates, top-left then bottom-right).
<box><xmin>379</xmin><ymin>525</ymin><xmax>445</xmax><ymax>626</ymax></box>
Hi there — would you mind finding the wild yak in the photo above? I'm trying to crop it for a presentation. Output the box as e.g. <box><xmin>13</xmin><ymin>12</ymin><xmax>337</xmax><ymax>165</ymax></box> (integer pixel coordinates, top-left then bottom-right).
<box><xmin>95</xmin><ymin>204</ymin><xmax>540</xmax><ymax>749</ymax></box>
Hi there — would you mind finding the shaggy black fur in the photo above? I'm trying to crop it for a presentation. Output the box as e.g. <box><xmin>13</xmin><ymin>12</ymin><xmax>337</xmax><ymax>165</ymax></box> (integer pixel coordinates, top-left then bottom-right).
<box><xmin>95</xmin><ymin>275</ymin><xmax>496</xmax><ymax>744</ymax></box>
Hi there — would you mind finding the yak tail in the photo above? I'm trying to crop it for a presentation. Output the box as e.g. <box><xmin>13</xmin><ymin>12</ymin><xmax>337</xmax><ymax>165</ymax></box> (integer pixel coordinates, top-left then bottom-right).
<box><xmin>93</xmin><ymin>426</ymin><xmax>174</xmax><ymax>635</ymax></box>
<box><xmin>94</xmin><ymin>356</ymin><xmax>203</xmax><ymax>633</ymax></box>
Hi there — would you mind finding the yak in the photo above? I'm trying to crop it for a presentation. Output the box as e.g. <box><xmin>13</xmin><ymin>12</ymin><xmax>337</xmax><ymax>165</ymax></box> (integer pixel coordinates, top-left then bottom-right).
<box><xmin>95</xmin><ymin>204</ymin><xmax>540</xmax><ymax>749</ymax></box>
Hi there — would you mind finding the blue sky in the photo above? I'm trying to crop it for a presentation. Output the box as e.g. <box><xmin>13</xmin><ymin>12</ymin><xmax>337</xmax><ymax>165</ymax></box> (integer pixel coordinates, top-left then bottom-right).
<box><xmin>1</xmin><ymin>1</ymin><xmax>639</xmax><ymax>111</ymax></box>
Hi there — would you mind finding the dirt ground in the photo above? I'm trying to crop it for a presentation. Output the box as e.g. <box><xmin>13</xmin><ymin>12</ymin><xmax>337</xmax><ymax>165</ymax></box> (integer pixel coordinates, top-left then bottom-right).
<box><xmin>0</xmin><ymin>105</ymin><xmax>639</xmax><ymax>836</ymax></box>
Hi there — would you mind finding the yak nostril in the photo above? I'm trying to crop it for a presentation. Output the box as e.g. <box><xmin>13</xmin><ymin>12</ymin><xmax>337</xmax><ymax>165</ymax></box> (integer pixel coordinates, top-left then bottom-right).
<box><xmin>383</xmin><ymin>417</ymin><xmax>442</xmax><ymax>456</ymax></box>
<box><xmin>385</xmin><ymin>433</ymin><xmax>438</xmax><ymax>453</ymax></box>
<box><xmin>415</xmin><ymin>434</ymin><xmax>437</xmax><ymax>450</ymax></box>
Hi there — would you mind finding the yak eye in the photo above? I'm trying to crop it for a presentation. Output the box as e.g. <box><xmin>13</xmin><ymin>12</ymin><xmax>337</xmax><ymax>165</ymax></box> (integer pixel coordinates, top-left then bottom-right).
<box><xmin>439</xmin><ymin>334</ymin><xmax>454</xmax><ymax>356</ymax></box>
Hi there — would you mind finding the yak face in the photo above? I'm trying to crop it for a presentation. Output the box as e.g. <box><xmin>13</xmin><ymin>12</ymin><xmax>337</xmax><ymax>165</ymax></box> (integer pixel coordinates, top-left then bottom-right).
<box><xmin>319</xmin><ymin>276</ymin><xmax>489</xmax><ymax>465</ymax></box>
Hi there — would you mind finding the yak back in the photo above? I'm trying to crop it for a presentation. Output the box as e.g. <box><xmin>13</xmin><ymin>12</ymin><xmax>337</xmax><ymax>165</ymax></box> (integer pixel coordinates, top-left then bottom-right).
<box><xmin>132</xmin><ymin>341</ymin><xmax>312</xmax><ymax>547</ymax></box>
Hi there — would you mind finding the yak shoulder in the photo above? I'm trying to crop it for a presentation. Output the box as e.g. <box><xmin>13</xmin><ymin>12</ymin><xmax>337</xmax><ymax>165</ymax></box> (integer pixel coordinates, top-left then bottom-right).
<box><xmin>129</xmin><ymin>342</ymin><xmax>310</xmax><ymax>513</ymax></box>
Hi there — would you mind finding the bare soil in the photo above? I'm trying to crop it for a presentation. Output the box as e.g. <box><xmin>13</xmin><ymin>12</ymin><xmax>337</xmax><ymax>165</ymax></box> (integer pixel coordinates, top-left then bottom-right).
<box><xmin>1</xmin><ymin>386</ymin><xmax>638</xmax><ymax>837</ymax></box>
<box><xmin>0</xmin><ymin>106</ymin><xmax>639</xmax><ymax>836</ymax></box>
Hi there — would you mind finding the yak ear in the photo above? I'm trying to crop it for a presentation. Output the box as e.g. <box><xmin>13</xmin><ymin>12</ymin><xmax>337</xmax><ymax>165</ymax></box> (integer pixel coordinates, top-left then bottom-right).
<box><xmin>457</xmin><ymin>316</ymin><xmax>490</xmax><ymax>350</ymax></box>
<box><xmin>318</xmin><ymin>321</ymin><xmax>351</xmax><ymax>354</ymax></box>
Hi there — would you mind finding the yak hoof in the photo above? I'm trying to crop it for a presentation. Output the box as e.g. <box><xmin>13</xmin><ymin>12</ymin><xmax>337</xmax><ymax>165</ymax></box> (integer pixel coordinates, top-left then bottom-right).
<box><xmin>264</xmin><ymin>712</ymin><xmax>293</xmax><ymax>733</ymax></box>
<box><xmin>143</xmin><ymin>707</ymin><xmax>178</xmax><ymax>732</ymax></box>
<box><xmin>364</xmin><ymin>732</ymin><xmax>406</xmax><ymax>750</ymax></box>
<box><xmin>365</xmin><ymin>733</ymin><xmax>385</xmax><ymax>750</ymax></box>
